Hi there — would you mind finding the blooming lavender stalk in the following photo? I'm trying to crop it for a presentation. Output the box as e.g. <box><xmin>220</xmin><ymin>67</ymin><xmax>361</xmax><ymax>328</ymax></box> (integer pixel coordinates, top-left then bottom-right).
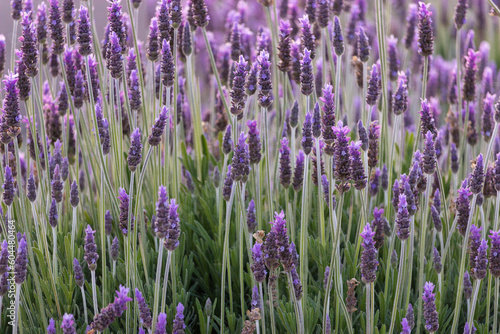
<box><xmin>48</xmin><ymin>0</ymin><xmax>64</xmax><ymax>54</ymax></box>
<box><xmin>454</xmin><ymin>0</ymin><xmax>468</xmax><ymax>29</ymax></box>
<box><xmin>1</xmin><ymin>73</ymin><xmax>21</xmax><ymax>143</ymax></box>
<box><xmin>350</xmin><ymin>141</ymin><xmax>366</xmax><ymax>190</ymax></box>
<box><xmin>247</xmin><ymin>121</ymin><xmax>262</xmax><ymax>165</ymax></box>
<box><xmin>280</xmin><ymin>137</ymin><xmax>292</xmax><ymax>188</ymax></box>
<box><xmin>230</xmin><ymin>56</ymin><xmax>247</xmax><ymax>117</ymax></box>
<box><xmin>231</xmin><ymin>133</ymin><xmax>250</xmax><ymax>182</ymax></box>
<box><xmin>247</xmin><ymin>200</ymin><xmax>257</xmax><ymax>233</ymax></box>
<box><xmin>136</xmin><ymin>289</ymin><xmax>153</xmax><ymax>328</ymax></box>
<box><xmin>20</xmin><ymin>12</ymin><xmax>38</xmax><ymax>77</ymax></box>
<box><xmin>482</xmin><ymin>93</ymin><xmax>495</xmax><ymax>141</ymax></box>
<box><xmin>2</xmin><ymin>166</ymin><xmax>15</xmax><ymax>206</ymax></box>
<box><xmin>155</xmin><ymin>313</ymin><xmax>167</xmax><ymax>334</ymax></box>
<box><xmin>393</xmin><ymin>72</ymin><xmax>408</xmax><ymax>115</ymax></box>
<box><xmin>368</xmin><ymin>121</ymin><xmax>380</xmax><ymax>169</ymax></box>
<box><xmin>60</xmin><ymin>314</ymin><xmax>76</xmax><ymax>334</ymax></box>
<box><xmin>128</xmin><ymin>128</ymin><xmax>142</xmax><ymax>172</ymax></box>
<box><xmin>91</xmin><ymin>286</ymin><xmax>132</xmax><ymax>331</ymax></box>
<box><xmin>422</xmin><ymin>131</ymin><xmax>436</xmax><ymax>175</ymax></box>
<box><xmin>147</xmin><ymin>17</ymin><xmax>160</xmax><ymax>62</ymax></box>
<box><xmin>257</xmin><ymin>50</ymin><xmax>273</xmax><ymax>108</ymax></box>
<box><xmin>106</xmin><ymin>31</ymin><xmax>123</xmax><ymax>79</ymax></box>
<box><xmin>278</xmin><ymin>20</ymin><xmax>292</xmax><ymax>72</ymax></box>
<box><xmin>172</xmin><ymin>303</ymin><xmax>186</xmax><ymax>333</ymax></box>
<box><xmin>463</xmin><ymin>49</ymin><xmax>480</xmax><ymax>102</ymax></box>
<box><xmin>417</xmin><ymin>2</ymin><xmax>434</xmax><ymax>57</ymax></box>
<box><xmin>366</xmin><ymin>64</ymin><xmax>381</xmax><ymax>106</ymax></box>
<box><xmin>422</xmin><ymin>282</ymin><xmax>439</xmax><ymax>333</ymax></box>
<box><xmin>299</xmin><ymin>15</ymin><xmax>315</xmax><ymax>59</ymax></box>
<box><xmin>77</xmin><ymin>6</ymin><xmax>92</xmax><ymax>56</ymax></box>
<box><xmin>129</xmin><ymin>70</ymin><xmax>142</xmax><ymax>111</ymax></box>
<box><xmin>46</xmin><ymin>318</ymin><xmax>56</xmax><ymax>334</ymax></box>
<box><xmin>161</xmin><ymin>39</ymin><xmax>174</xmax><ymax>88</ymax></box>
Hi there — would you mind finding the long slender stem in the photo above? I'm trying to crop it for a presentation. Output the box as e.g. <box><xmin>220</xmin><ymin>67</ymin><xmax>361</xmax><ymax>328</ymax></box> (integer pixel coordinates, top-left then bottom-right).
<box><xmin>220</xmin><ymin>190</ymin><xmax>235</xmax><ymax>333</ymax></box>
<box><xmin>13</xmin><ymin>284</ymin><xmax>20</xmax><ymax>334</ymax></box>
<box><xmin>366</xmin><ymin>283</ymin><xmax>372</xmax><ymax>334</ymax></box>
<box><xmin>52</xmin><ymin>227</ymin><xmax>57</xmax><ymax>278</ymax></box>
<box><xmin>151</xmin><ymin>238</ymin><xmax>164</xmax><ymax>332</ymax></box>
<box><xmin>268</xmin><ymin>271</ymin><xmax>277</xmax><ymax>334</ymax></box>
<box><xmin>451</xmin><ymin>195</ymin><xmax>478</xmax><ymax>333</ymax></box>
<box><xmin>91</xmin><ymin>270</ymin><xmax>99</xmax><ymax>316</ymax></box>
<box><xmin>388</xmin><ymin>240</ymin><xmax>406</xmax><ymax>334</ymax></box>
<box><xmin>81</xmin><ymin>286</ymin><xmax>88</xmax><ymax>326</ymax></box>
<box><xmin>467</xmin><ymin>279</ymin><xmax>481</xmax><ymax>327</ymax></box>
<box><xmin>316</xmin><ymin>138</ymin><xmax>325</xmax><ymax>245</ymax></box>
<box><xmin>494</xmin><ymin>277</ymin><xmax>500</xmax><ymax>333</ymax></box>
<box><xmin>259</xmin><ymin>282</ymin><xmax>266</xmax><ymax>334</ymax></box>
<box><xmin>160</xmin><ymin>250</ymin><xmax>172</xmax><ymax>313</ymax></box>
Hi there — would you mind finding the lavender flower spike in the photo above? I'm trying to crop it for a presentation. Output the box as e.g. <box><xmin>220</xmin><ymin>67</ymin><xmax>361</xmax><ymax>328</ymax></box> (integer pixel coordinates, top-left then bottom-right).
<box><xmin>462</xmin><ymin>49</ymin><xmax>480</xmax><ymax>102</ymax></box>
<box><xmin>360</xmin><ymin>224</ymin><xmax>378</xmax><ymax>284</ymax></box>
<box><xmin>332</xmin><ymin>16</ymin><xmax>344</xmax><ymax>56</ymax></box>
<box><xmin>14</xmin><ymin>234</ymin><xmax>28</xmax><ymax>284</ymax></box>
<box><xmin>456</xmin><ymin>185</ymin><xmax>472</xmax><ymax>236</ymax></box>
<box><xmin>393</xmin><ymin>72</ymin><xmax>408</xmax><ymax>115</ymax></box>
<box><xmin>251</xmin><ymin>242</ymin><xmax>267</xmax><ymax>282</ymax></box>
<box><xmin>161</xmin><ymin>39</ymin><xmax>175</xmax><ymax>88</ymax></box>
<box><xmin>349</xmin><ymin>141</ymin><xmax>366</xmax><ymax>190</ymax></box>
<box><xmin>422</xmin><ymin>131</ymin><xmax>436</xmax><ymax>175</ymax></box>
<box><xmin>280</xmin><ymin>137</ymin><xmax>292</xmax><ymax>188</ymax></box>
<box><xmin>230</xmin><ymin>55</ymin><xmax>248</xmax><ymax>117</ymax></box>
<box><xmin>164</xmin><ymin>199</ymin><xmax>181</xmax><ymax>251</ymax></box>
<box><xmin>231</xmin><ymin>132</ymin><xmax>250</xmax><ymax>182</ymax></box>
<box><xmin>470</xmin><ymin>154</ymin><xmax>484</xmax><ymax>194</ymax></box>
<box><xmin>321</xmin><ymin>84</ymin><xmax>335</xmax><ymax>144</ymax></box>
<box><xmin>333</xmin><ymin>120</ymin><xmax>351</xmax><ymax>181</ymax></box>
<box><xmin>247</xmin><ymin>120</ymin><xmax>262</xmax><ymax>164</ymax></box>
<box><xmin>1</xmin><ymin>72</ymin><xmax>21</xmax><ymax>141</ymax></box>
<box><xmin>172</xmin><ymin>303</ymin><xmax>186</xmax><ymax>333</ymax></box>
<box><xmin>128</xmin><ymin>128</ymin><xmax>142</xmax><ymax>171</ymax></box>
<box><xmin>454</xmin><ymin>0</ymin><xmax>468</xmax><ymax>30</ymax></box>
<box><xmin>135</xmin><ymin>289</ymin><xmax>153</xmax><ymax>328</ymax></box>
<box><xmin>257</xmin><ymin>50</ymin><xmax>273</xmax><ymax>108</ymax></box>
<box><xmin>84</xmin><ymin>225</ymin><xmax>99</xmax><ymax>271</ymax></box>
<box><xmin>293</xmin><ymin>150</ymin><xmax>306</xmax><ymax>191</ymax></box>
<box><xmin>401</xmin><ymin>318</ymin><xmax>411</xmax><ymax>334</ymax></box>
<box><xmin>422</xmin><ymin>282</ymin><xmax>439</xmax><ymax>333</ymax></box>
<box><xmin>149</xmin><ymin>107</ymin><xmax>168</xmax><ymax>147</ymax></box>
<box><xmin>366</xmin><ymin>64</ymin><xmax>381</xmax><ymax>106</ymax></box>
<box><xmin>47</xmin><ymin>318</ymin><xmax>56</xmax><ymax>334</ymax></box>
<box><xmin>49</xmin><ymin>199</ymin><xmax>59</xmax><ymax>228</ymax></box>
<box><xmin>20</xmin><ymin>12</ymin><xmax>38</xmax><ymax>77</ymax></box>
<box><xmin>77</xmin><ymin>6</ymin><xmax>92</xmax><ymax>56</ymax></box>
<box><xmin>2</xmin><ymin>166</ymin><xmax>16</xmax><ymax>206</ymax></box>
<box><xmin>300</xmin><ymin>48</ymin><xmax>314</xmax><ymax>96</ymax></box>
<box><xmin>474</xmin><ymin>239</ymin><xmax>488</xmax><ymax>280</ymax></box>
<box><xmin>301</xmin><ymin>112</ymin><xmax>314</xmax><ymax>155</ymax></box>
<box><xmin>396</xmin><ymin>194</ymin><xmax>410</xmax><ymax>240</ymax></box>
<box><xmin>156</xmin><ymin>313</ymin><xmax>167</xmax><ymax>334</ymax></box>
<box><xmin>61</xmin><ymin>313</ymin><xmax>77</xmax><ymax>334</ymax></box>
<box><xmin>48</xmin><ymin>0</ymin><xmax>64</xmax><ymax>54</ymax></box>
<box><xmin>247</xmin><ymin>200</ymin><xmax>257</xmax><ymax>233</ymax></box>
<box><xmin>417</xmin><ymin>2</ymin><xmax>434</xmax><ymax>57</ymax></box>
<box><xmin>73</xmin><ymin>258</ymin><xmax>84</xmax><ymax>287</ymax></box>
<box><xmin>155</xmin><ymin>185</ymin><xmax>169</xmax><ymax>239</ymax></box>
<box><xmin>489</xmin><ymin>230</ymin><xmax>500</xmax><ymax>277</ymax></box>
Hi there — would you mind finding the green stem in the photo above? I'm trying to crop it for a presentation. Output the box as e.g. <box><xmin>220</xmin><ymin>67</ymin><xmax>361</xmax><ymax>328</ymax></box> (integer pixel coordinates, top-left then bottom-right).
<box><xmin>160</xmin><ymin>250</ymin><xmax>172</xmax><ymax>313</ymax></box>
<box><xmin>151</xmin><ymin>238</ymin><xmax>164</xmax><ymax>333</ymax></box>
<box><xmin>220</xmin><ymin>189</ymin><xmax>235</xmax><ymax>333</ymax></box>
<box><xmin>388</xmin><ymin>240</ymin><xmax>406</xmax><ymax>334</ymax></box>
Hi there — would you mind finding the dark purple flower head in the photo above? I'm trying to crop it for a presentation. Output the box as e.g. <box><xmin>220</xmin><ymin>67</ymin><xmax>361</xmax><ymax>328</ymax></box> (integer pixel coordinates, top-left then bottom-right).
<box><xmin>148</xmin><ymin>107</ymin><xmax>168</xmax><ymax>147</ymax></box>
<box><xmin>91</xmin><ymin>286</ymin><xmax>132</xmax><ymax>331</ymax></box>
<box><xmin>404</xmin><ymin>4</ymin><xmax>418</xmax><ymax>49</ymax></box>
<box><xmin>417</xmin><ymin>2</ymin><xmax>434</xmax><ymax>57</ymax></box>
<box><xmin>26</xmin><ymin>173</ymin><xmax>36</xmax><ymax>202</ymax></box>
<box><xmin>73</xmin><ymin>258</ymin><xmax>84</xmax><ymax>287</ymax></box>
<box><xmin>368</xmin><ymin>121</ymin><xmax>380</xmax><ymax>168</ymax></box>
<box><xmin>464</xmin><ymin>271</ymin><xmax>472</xmax><ymax>299</ymax></box>
<box><xmin>0</xmin><ymin>241</ymin><xmax>8</xmax><ymax>276</ymax></box>
<box><xmin>370</xmin><ymin>168</ymin><xmax>381</xmax><ymax>197</ymax></box>
<box><xmin>257</xmin><ymin>50</ymin><xmax>273</xmax><ymax>108</ymax></box>
<box><xmin>277</xmin><ymin>20</ymin><xmax>292</xmax><ymax>73</ymax></box>
<box><xmin>1</xmin><ymin>72</ymin><xmax>22</xmax><ymax>142</ymax></box>
<box><xmin>448</xmin><ymin>69</ymin><xmax>458</xmax><ymax>105</ymax></box>
<box><xmin>164</xmin><ymin>199</ymin><xmax>181</xmax><ymax>251</ymax></box>
<box><xmin>454</xmin><ymin>0</ymin><xmax>468</xmax><ymax>29</ymax></box>
<box><xmin>14</xmin><ymin>233</ymin><xmax>28</xmax><ymax>284</ymax></box>
<box><xmin>155</xmin><ymin>313</ymin><xmax>167</xmax><ymax>334</ymax></box>
<box><xmin>223</xmin><ymin>165</ymin><xmax>233</xmax><ymax>201</ymax></box>
<box><xmin>422</xmin><ymin>282</ymin><xmax>439</xmax><ymax>332</ymax></box>
<box><xmin>489</xmin><ymin>230</ymin><xmax>500</xmax><ymax>277</ymax></box>
<box><xmin>77</xmin><ymin>6</ymin><xmax>92</xmax><ymax>56</ymax></box>
<box><xmin>393</xmin><ymin>72</ymin><xmax>408</xmax><ymax>115</ymax></box>
<box><xmin>422</xmin><ymin>131</ymin><xmax>436</xmax><ymax>174</ymax></box>
<box><xmin>357</xmin><ymin>27</ymin><xmax>370</xmax><ymax>62</ymax></box>
<box><xmin>401</xmin><ymin>318</ymin><xmax>411</xmax><ymax>334</ymax></box>
<box><xmin>357</xmin><ymin>120</ymin><xmax>368</xmax><ymax>151</ymax></box>
<box><xmin>73</xmin><ymin>70</ymin><xmax>85</xmax><ymax>109</ymax></box>
<box><xmin>366</xmin><ymin>64</ymin><xmax>381</xmax><ymax>106</ymax></box>
<box><xmin>231</xmin><ymin>132</ymin><xmax>250</xmax><ymax>182</ymax></box>
<box><xmin>302</xmin><ymin>112</ymin><xmax>314</xmax><ymax>155</ymax></box>
<box><xmin>0</xmin><ymin>35</ymin><xmax>5</xmax><ymax>76</ymax></box>
<box><xmin>245</xmin><ymin>62</ymin><xmax>258</xmax><ymax>96</ymax></box>
<box><xmin>470</xmin><ymin>154</ymin><xmax>484</xmax><ymax>194</ymax></box>
<box><xmin>147</xmin><ymin>17</ymin><xmax>159</xmax><ymax>61</ymax></box>
<box><xmin>129</xmin><ymin>70</ymin><xmax>142</xmax><ymax>111</ymax></box>
<box><xmin>420</xmin><ymin>99</ymin><xmax>437</xmax><ymax>138</ymax></box>
<box><xmin>463</xmin><ymin>323</ymin><xmax>477</xmax><ymax>334</ymax></box>
<box><xmin>293</xmin><ymin>150</ymin><xmax>306</xmax><ymax>191</ymax></box>
<box><xmin>300</xmin><ymin>48</ymin><xmax>314</xmax><ymax>96</ymax></box>
<box><xmin>482</xmin><ymin>93</ymin><xmax>495</xmax><ymax>141</ymax></box>
<box><xmin>473</xmin><ymin>239</ymin><xmax>488</xmax><ymax>280</ymax></box>
<box><xmin>48</xmin><ymin>0</ymin><xmax>64</xmax><ymax>54</ymax></box>
<box><xmin>456</xmin><ymin>185</ymin><xmax>473</xmax><ymax>236</ymax></box>
<box><xmin>230</xmin><ymin>55</ymin><xmax>248</xmax><ymax>116</ymax></box>
<box><xmin>155</xmin><ymin>185</ymin><xmax>170</xmax><ymax>239</ymax></box>
<box><xmin>350</xmin><ymin>141</ymin><xmax>366</xmax><ymax>190</ymax></box>
<box><xmin>280</xmin><ymin>137</ymin><xmax>292</xmax><ymax>188</ymax></box>
<box><xmin>321</xmin><ymin>84</ymin><xmax>336</xmax><ymax>144</ymax></box>
<box><xmin>61</xmin><ymin>314</ymin><xmax>76</xmax><ymax>334</ymax></box>
<box><xmin>451</xmin><ymin>142</ymin><xmax>459</xmax><ymax>174</ymax></box>
<box><xmin>84</xmin><ymin>225</ymin><xmax>98</xmax><ymax>271</ymax></box>
<box><xmin>118</xmin><ymin>188</ymin><xmax>132</xmax><ymax>235</ymax></box>
<box><xmin>128</xmin><ymin>128</ymin><xmax>142</xmax><ymax>172</ymax></box>
<box><xmin>2</xmin><ymin>165</ymin><xmax>16</xmax><ymax>206</ymax></box>
<box><xmin>106</xmin><ymin>31</ymin><xmax>123</xmax><ymax>79</ymax></box>
<box><xmin>381</xmin><ymin>164</ymin><xmax>388</xmax><ymax>191</ymax></box>
<box><xmin>387</xmin><ymin>35</ymin><xmax>400</xmax><ymax>81</ymax></box>
<box><xmin>396</xmin><ymin>194</ymin><xmax>410</xmax><ymax>240</ymax></box>
<box><xmin>62</xmin><ymin>0</ymin><xmax>75</xmax><ymax>24</ymax></box>
<box><xmin>332</xmin><ymin>16</ymin><xmax>344</xmax><ymax>56</ymax></box>
<box><xmin>246</xmin><ymin>199</ymin><xmax>257</xmax><ymax>233</ymax></box>
<box><xmin>20</xmin><ymin>12</ymin><xmax>39</xmax><ymax>77</ymax></box>
<box><xmin>463</xmin><ymin>49</ymin><xmax>480</xmax><ymax>102</ymax></box>
<box><xmin>11</xmin><ymin>0</ymin><xmax>22</xmax><ymax>21</ymax></box>
<box><xmin>251</xmin><ymin>242</ymin><xmax>267</xmax><ymax>282</ymax></box>
<box><xmin>172</xmin><ymin>302</ymin><xmax>186</xmax><ymax>334</ymax></box>
<box><xmin>107</xmin><ymin>0</ymin><xmax>126</xmax><ymax>51</ymax></box>
<box><xmin>135</xmin><ymin>289</ymin><xmax>152</xmax><ymax>328</ymax></box>
<box><xmin>495</xmin><ymin>153</ymin><xmax>500</xmax><ymax>192</ymax></box>
<box><xmin>360</xmin><ymin>224</ymin><xmax>378</xmax><ymax>283</ymax></box>
<box><xmin>47</xmin><ymin>318</ymin><xmax>56</xmax><ymax>334</ymax></box>
<box><xmin>430</xmin><ymin>205</ymin><xmax>441</xmax><ymax>232</ymax></box>
<box><xmin>299</xmin><ymin>15</ymin><xmax>315</xmax><ymax>59</ymax></box>
<box><xmin>433</xmin><ymin>247</ymin><xmax>442</xmax><ymax>274</ymax></box>
<box><xmin>110</xmin><ymin>237</ymin><xmax>119</xmax><ymax>261</ymax></box>
<box><xmin>192</xmin><ymin>0</ymin><xmax>210</xmax><ymax>27</ymax></box>
<box><xmin>333</xmin><ymin>120</ymin><xmax>351</xmax><ymax>181</ymax></box>
<box><xmin>247</xmin><ymin>121</ymin><xmax>262</xmax><ymax>164</ymax></box>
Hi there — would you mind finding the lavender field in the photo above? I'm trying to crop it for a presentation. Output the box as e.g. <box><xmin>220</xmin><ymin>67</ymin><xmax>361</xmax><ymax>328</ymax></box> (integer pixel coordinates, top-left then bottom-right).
<box><xmin>1</xmin><ymin>0</ymin><xmax>500</xmax><ymax>333</ymax></box>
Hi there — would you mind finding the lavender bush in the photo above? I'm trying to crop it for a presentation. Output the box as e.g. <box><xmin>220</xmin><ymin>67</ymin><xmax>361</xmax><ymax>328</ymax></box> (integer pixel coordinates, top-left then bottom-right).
<box><xmin>1</xmin><ymin>0</ymin><xmax>500</xmax><ymax>333</ymax></box>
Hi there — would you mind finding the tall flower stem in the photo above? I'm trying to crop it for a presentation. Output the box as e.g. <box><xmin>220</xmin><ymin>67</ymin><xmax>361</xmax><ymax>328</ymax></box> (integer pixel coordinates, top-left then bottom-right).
<box><xmin>13</xmin><ymin>284</ymin><xmax>20</xmax><ymax>334</ymax></box>
<box><xmin>299</xmin><ymin>155</ymin><xmax>310</xmax><ymax>302</ymax></box>
<box><xmin>160</xmin><ymin>250</ymin><xmax>172</xmax><ymax>313</ymax></box>
<box><xmin>186</xmin><ymin>54</ymin><xmax>203</xmax><ymax>176</ymax></box>
<box><xmin>456</xmin><ymin>29</ymin><xmax>462</xmax><ymax>128</ymax></box>
<box><xmin>71</xmin><ymin>207</ymin><xmax>77</xmax><ymax>258</ymax></box>
<box><xmin>10</xmin><ymin>20</ymin><xmax>18</xmax><ymax>72</ymax></box>
<box><xmin>220</xmin><ymin>189</ymin><xmax>235</xmax><ymax>332</ymax></box>
<box><xmin>217</xmin><ymin>155</ymin><xmax>229</xmax><ymax>246</ymax></box>
<box><xmin>287</xmin><ymin>272</ymin><xmax>303</xmax><ymax>334</ymax></box>
<box><xmin>416</xmin><ymin>176</ymin><xmax>433</xmax><ymax>333</ymax></box>
<box><xmin>238</xmin><ymin>184</ymin><xmax>247</xmax><ymax>318</ymax></box>
<box><xmin>493</xmin><ymin>190</ymin><xmax>500</xmax><ymax>333</ymax></box>
<box><xmin>52</xmin><ymin>227</ymin><xmax>57</xmax><ymax>278</ymax></box>
<box><xmin>259</xmin><ymin>282</ymin><xmax>266</xmax><ymax>334</ymax></box>
<box><xmin>494</xmin><ymin>277</ymin><xmax>500</xmax><ymax>334</ymax></box>
<box><xmin>335</xmin><ymin>55</ymin><xmax>342</xmax><ymax>119</ymax></box>
<box><xmin>414</xmin><ymin>56</ymin><xmax>429</xmax><ymax>152</ymax></box>
<box><xmin>366</xmin><ymin>283</ymin><xmax>372</xmax><ymax>334</ymax></box>
<box><xmin>151</xmin><ymin>237</ymin><xmax>165</xmax><ymax>332</ymax></box>
<box><xmin>404</xmin><ymin>216</ymin><xmax>415</xmax><ymax>310</ymax></box>
<box><xmin>451</xmin><ymin>194</ymin><xmax>478</xmax><ymax>333</ymax></box>
<box><xmin>91</xmin><ymin>270</ymin><xmax>99</xmax><ymax>316</ymax></box>
<box><xmin>263</xmin><ymin>107</ymin><xmax>274</xmax><ymax>218</ymax></box>
<box><xmin>316</xmin><ymin>138</ymin><xmax>326</xmax><ymax>245</ymax></box>
<box><xmin>268</xmin><ymin>271</ymin><xmax>277</xmax><ymax>334</ymax></box>
<box><xmin>467</xmin><ymin>279</ymin><xmax>481</xmax><ymax>327</ymax></box>
<box><xmin>80</xmin><ymin>286</ymin><xmax>88</xmax><ymax>325</ymax></box>
<box><xmin>388</xmin><ymin>240</ymin><xmax>406</xmax><ymax>334</ymax></box>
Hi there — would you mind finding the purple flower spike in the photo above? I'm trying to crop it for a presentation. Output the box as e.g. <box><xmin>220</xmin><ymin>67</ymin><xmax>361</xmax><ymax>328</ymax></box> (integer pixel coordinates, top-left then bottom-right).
<box><xmin>147</xmin><ymin>17</ymin><xmax>159</xmax><ymax>62</ymax></box>
<box><xmin>223</xmin><ymin>165</ymin><xmax>233</xmax><ymax>201</ymax></box>
<box><xmin>358</xmin><ymin>120</ymin><xmax>368</xmax><ymax>151</ymax></box>
<box><xmin>0</xmin><ymin>35</ymin><xmax>6</xmax><ymax>76</ymax></box>
<box><xmin>192</xmin><ymin>0</ymin><xmax>210</xmax><ymax>27</ymax></box>
<box><xmin>302</xmin><ymin>112</ymin><xmax>314</xmax><ymax>155</ymax></box>
<box><xmin>349</xmin><ymin>141</ymin><xmax>366</xmax><ymax>190</ymax></box>
<box><xmin>247</xmin><ymin>120</ymin><xmax>262</xmax><ymax>164</ymax></box>
<box><xmin>128</xmin><ymin>128</ymin><xmax>143</xmax><ymax>172</ymax></box>
<box><xmin>463</xmin><ymin>49</ymin><xmax>480</xmax><ymax>102</ymax></box>
<box><xmin>401</xmin><ymin>318</ymin><xmax>411</xmax><ymax>334</ymax></box>
<box><xmin>49</xmin><ymin>0</ymin><xmax>64</xmax><ymax>54</ymax></box>
<box><xmin>357</xmin><ymin>27</ymin><xmax>370</xmax><ymax>62</ymax></box>
<box><xmin>489</xmin><ymin>230</ymin><xmax>500</xmax><ymax>277</ymax></box>
<box><xmin>149</xmin><ymin>107</ymin><xmax>168</xmax><ymax>147</ymax></box>
<box><xmin>291</xmin><ymin>267</ymin><xmax>303</xmax><ymax>300</ymax></box>
<box><xmin>387</xmin><ymin>35</ymin><xmax>400</xmax><ymax>81</ymax></box>
<box><xmin>430</xmin><ymin>205</ymin><xmax>441</xmax><ymax>232</ymax></box>
<box><xmin>222</xmin><ymin>125</ymin><xmax>233</xmax><ymax>155</ymax></box>
<box><xmin>251</xmin><ymin>285</ymin><xmax>260</xmax><ymax>310</ymax></box>
<box><xmin>454</xmin><ymin>0</ymin><xmax>468</xmax><ymax>30</ymax></box>
<box><xmin>84</xmin><ymin>225</ymin><xmax>98</xmax><ymax>271</ymax></box>
<box><xmin>496</xmin><ymin>153</ymin><xmax>500</xmax><ymax>192</ymax></box>
<box><xmin>247</xmin><ymin>200</ymin><xmax>257</xmax><ymax>233</ymax></box>
<box><xmin>129</xmin><ymin>70</ymin><xmax>142</xmax><ymax>111</ymax></box>
<box><xmin>482</xmin><ymin>93</ymin><xmax>495</xmax><ymax>141</ymax></box>
<box><xmin>299</xmin><ymin>15</ymin><xmax>315</xmax><ymax>59</ymax></box>
<box><xmin>164</xmin><ymin>199</ymin><xmax>180</xmax><ymax>251</ymax></box>
<box><xmin>393</xmin><ymin>72</ymin><xmax>408</xmax><ymax>115</ymax></box>
<box><xmin>161</xmin><ymin>39</ymin><xmax>174</xmax><ymax>88</ymax></box>
<box><xmin>231</xmin><ymin>132</ymin><xmax>250</xmax><ymax>182</ymax></box>
<box><xmin>360</xmin><ymin>224</ymin><xmax>378</xmax><ymax>283</ymax></box>
<box><xmin>406</xmin><ymin>304</ymin><xmax>415</xmax><ymax>329</ymax></box>
<box><xmin>0</xmin><ymin>241</ymin><xmax>9</xmax><ymax>275</ymax></box>
<box><xmin>172</xmin><ymin>303</ymin><xmax>186</xmax><ymax>334</ymax></box>
<box><xmin>77</xmin><ymin>6</ymin><xmax>92</xmax><ymax>56</ymax></box>
<box><xmin>333</xmin><ymin>121</ymin><xmax>351</xmax><ymax>182</ymax></box>
<box><xmin>470</xmin><ymin>154</ymin><xmax>484</xmax><ymax>194</ymax></box>
<box><xmin>155</xmin><ymin>313</ymin><xmax>167</xmax><ymax>334</ymax></box>
<box><xmin>106</xmin><ymin>31</ymin><xmax>123</xmax><ymax>79</ymax></box>
<box><xmin>1</xmin><ymin>72</ymin><xmax>21</xmax><ymax>142</ymax></box>
<box><xmin>396</xmin><ymin>194</ymin><xmax>410</xmax><ymax>240</ymax></box>
<box><xmin>20</xmin><ymin>12</ymin><xmax>39</xmax><ymax>78</ymax></box>
<box><xmin>366</xmin><ymin>64</ymin><xmax>381</xmax><ymax>106</ymax></box>
<box><xmin>370</xmin><ymin>168</ymin><xmax>381</xmax><ymax>197</ymax></box>
<box><xmin>419</xmin><ymin>99</ymin><xmax>437</xmax><ymax>138</ymax></box>
<box><xmin>474</xmin><ymin>239</ymin><xmax>488</xmax><ymax>280</ymax></box>
<box><xmin>27</xmin><ymin>173</ymin><xmax>36</xmax><ymax>202</ymax></box>
<box><xmin>251</xmin><ymin>242</ymin><xmax>267</xmax><ymax>282</ymax></box>
<box><xmin>456</xmin><ymin>185</ymin><xmax>472</xmax><ymax>237</ymax></box>
<box><xmin>2</xmin><ymin>166</ymin><xmax>16</xmax><ymax>206</ymax></box>
<box><xmin>155</xmin><ymin>185</ymin><xmax>169</xmax><ymax>239</ymax></box>
<box><xmin>321</xmin><ymin>84</ymin><xmax>335</xmax><ymax>144</ymax></box>
<box><xmin>368</xmin><ymin>121</ymin><xmax>381</xmax><ymax>169</ymax></box>
<box><xmin>464</xmin><ymin>271</ymin><xmax>472</xmax><ymax>299</ymax></box>
<box><xmin>14</xmin><ymin>234</ymin><xmax>28</xmax><ymax>284</ymax></box>
<box><xmin>280</xmin><ymin>137</ymin><xmax>292</xmax><ymax>188</ymax></box>
<box><xmin>293</xmin><ymin>150</ymin><xmax>306</xmax><ymax>191</ymax></box>
<box><xmin>49</xmin><ymin>199</ymin><xmax>59</xmax><ymax>228</ymax></box>
<box><xmin>47</xmin><ymin>318</ymin><xmax>56</xmax><ymax>334</ymax></box>
<box><xmin>230</xmin><ymin>55</ymin><xmax>248</xmax><ymax>117</ymax></box>
<box><xmin>257</xmin><ymin>51</ymin><xmax>273</xmax><ymax>108</ymax></box>
<box><xmin>135</xmin><ymin>288</ymin><xmax>152</xmax><ymax>328</ymax></box>
<box><xmin>417</xmin><ymin>2</ymin><xmax>434</xmax><ymax>57</ymax></box>
<box><xmin>332</xmin><ymin>16</ymin><xmax>344</xmax><ymax>56</ymax></box>
<box><xmin>73</xmin><ymin>258</ymin><xmax>84</xmax><ymax>287</ymax></box>
<box><xmin>451</xmin><ymin>143</ymin><xmax>459</xmax><ymax>174</ymax></box>
<box><xmin>463</xmin><ymin>322</ymin><xmax>477</xmax><ymax>334</ymax></box>
<box><xmin>110</xmin><ymin>237</ymin><xmax>119</xmax><ymax>261</ymax></box>
<box><xmin>422</xmin><ymin>131</ymin><xmax>436</xmax><ymax>175</ymax></box>
<box><xmin>118</xmin><ymin>188</ymin><xmax>131</xmax><ymax>235</ymax></box>
<box><xmin>278</xmin><ymin>20</ymin><xmax>292</xmax><ymax>72</ymax></box>
<box><xmin>422</xmin><ymin>282</ymin><xmax>439</xmax><ymax>333</ymax></box>
<box><xmin>61</xmin><ymin>313</ymin><xmax>76</xmax><ymax>334</ymax></box>
<box><xmin>404</xmin><ymin>4</ymin><xmax>418</xmax><ymax>49</ymax></box>
<box><xmin>92</xmin><ymin>286</ymin><xmax>132</xmax><ymax>331</ymax></box>
<box><xmin>433</xmin><ymin>247</ymin><xmax>442</xmax><ymax>274</ymax></box>
<box><xmin>300</xmin><ymin>48</ymin><xmax>314</xmax><ymax>97</ymax></box>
